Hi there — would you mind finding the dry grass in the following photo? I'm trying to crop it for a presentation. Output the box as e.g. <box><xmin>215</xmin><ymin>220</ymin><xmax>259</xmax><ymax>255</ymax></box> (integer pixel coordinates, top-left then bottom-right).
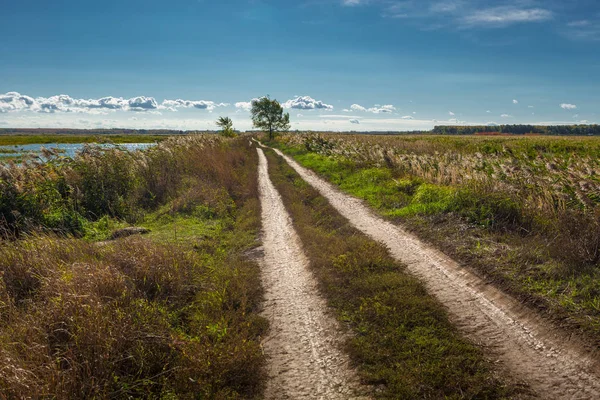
<box><xmin>0</xmin><ymin>136</ymin><xmax>267</xmax><ymax>398</ymax></box>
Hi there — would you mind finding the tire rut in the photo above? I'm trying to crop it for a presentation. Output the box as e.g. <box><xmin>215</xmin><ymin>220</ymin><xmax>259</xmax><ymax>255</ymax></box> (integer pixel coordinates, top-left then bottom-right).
<box><xmin>270</xmin><ymin>146</ymin><xmax>600</xmax><ymax>400</ymax></box>
<box><xmin>256</xmin><ymin>148</ymin><xmax>366</xmax><ymax>399</ymax></box>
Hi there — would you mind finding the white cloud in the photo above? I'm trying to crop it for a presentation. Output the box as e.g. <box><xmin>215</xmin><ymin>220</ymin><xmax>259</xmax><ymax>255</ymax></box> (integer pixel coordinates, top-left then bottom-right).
<box><xmin>448</xmin><ymin>111</ymin><xmax>455</xmax><ymax>116</ymax></box>
<box><xmin>0</xmin><ymin>92</ymin><xmax>36</xmax><ymax>113</ymax></box>
<box><xmin>580</xmin><ymin>120</ymin><xmax>590</xmax><ymax>124</ymax></box>
<box><xmin>463</xmin><ymin>7</ymin><xmax>552</xmax><ymax>27</ymax></box>
<box><xmin>0</xmin><ymin>92</ymin><xmax>228</xmax><ymax>114</ymax></box>
<box><xmin>401</xmin><ymin>115</ymin><xmax>414</xmax><ymax>120</ymax></box>
<box><xmin>129</xmin><ymin>96</ymin><xmax>160</xmax><ymax>111</ymax></box>
<box><xmin>235</xmin><ymin>102</ymin><xmax>253</xmax><ymax>111</ymax></box>
<box><xmin>282</xmin><ymin>96</ymin><xmax>333</xmax><ymax>110</ymax></box>
<box><xmin>560</xmin><ymin>103</ymin><xmax>577</xmax><ymax>110</ymax></box>
<box><xmin>486</xmin><ymin>110</ymin><xmax>491</xmax><ymax>113</ymax></box>
<box><xmin>348</xmin><ymin>103</ymin><xmax>396</xmax><ymax>114</ymax></box>
<box><xmin>350</xmin><ymin>104</ymin><xmax>367</xmax><ymax>112</ymax></box>
<box><xmin>297</xmin><ymin>113</ymin><xmax>304</xmax><ymax>117</ymax></box>
<box><xmin>512</xmin><ymin>99</ymin><xmax>518</xmax><ymax>104</ymax></box>
<box><xmin>528</xmin><ymin>105</ymin><xmax>534</xmax><ymax>108</ymax></box>
<box><xmin>349</xmin><ymin>119</ymin><xmax>360</xmax><ymax>124</ymax></box>
<box><xmin>162</xmin><ymin>99</ymin><xmax>228</xmax><ymax>111</ymax></box>
<box><xmin>235</xmin><ymin>98</ymin><xmax>264</xmax><ymax>112</ymax></box>
<box><xmin>342</xmin><ymin>108</ymin><xmax>351</xmax><ymax>112</ymax></box>
<box><xmin>501</xmin><ymin>114</ymin><xmax>512</xmax><ymax>118</ymax></box>
<box><xmin>368</xmin><ymin>104</ymin><xmax>396</xmax><ymax>113</ymax></box>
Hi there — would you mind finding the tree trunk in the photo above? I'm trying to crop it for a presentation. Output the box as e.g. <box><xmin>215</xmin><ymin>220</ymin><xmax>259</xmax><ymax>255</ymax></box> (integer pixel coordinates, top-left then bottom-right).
<box><xmin>269</xmin><ymin>126</ymin><xmax>273</xmax><ymax>140</ymax></box>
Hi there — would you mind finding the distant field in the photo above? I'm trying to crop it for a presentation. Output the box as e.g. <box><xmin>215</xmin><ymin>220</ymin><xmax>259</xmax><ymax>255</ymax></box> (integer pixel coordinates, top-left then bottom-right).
<box><xmin>0</xmin><ymin>134</ymin><xmax>171</xmax><ymax>146</ymax></box>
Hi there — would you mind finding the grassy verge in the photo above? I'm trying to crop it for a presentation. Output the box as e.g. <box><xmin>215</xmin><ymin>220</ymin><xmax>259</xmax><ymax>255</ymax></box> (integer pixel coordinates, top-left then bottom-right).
<box><xmin>264</xmin><ymin>148</ymin><xmax>522</xmax><ymax>399</ymax></box>
<box><xmin>272</xmin><ymin>140</ymin><xmax>600</xmax><ymax>344</ymax></box>
<box><xmin>0</xmin><ymin>137</ymin><xmax>267</xmax><ymax>398</ymax></box>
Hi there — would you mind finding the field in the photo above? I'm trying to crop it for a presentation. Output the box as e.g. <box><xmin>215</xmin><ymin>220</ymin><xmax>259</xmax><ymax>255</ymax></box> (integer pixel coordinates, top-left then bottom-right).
<box><xmin>275</xmin><ymin>133</ymin><xmax>600</xmax><ymax>342</ymax></box>
<box><xmin>1</xmin><ymin>132</ymin><xmax>600</xmax><ymax>398</ymax></box>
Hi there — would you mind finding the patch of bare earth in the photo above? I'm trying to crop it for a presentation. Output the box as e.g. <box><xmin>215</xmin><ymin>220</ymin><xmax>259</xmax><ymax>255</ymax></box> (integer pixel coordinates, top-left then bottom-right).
<box><xmin>256</xmin><ymin>148</ymin><xmax>367</xmax><ymax>399</ymax></box>
<box><xmin>272</xmin><ymin>146</ymin><xmax>600</xmax><ymax>400</ymax></box>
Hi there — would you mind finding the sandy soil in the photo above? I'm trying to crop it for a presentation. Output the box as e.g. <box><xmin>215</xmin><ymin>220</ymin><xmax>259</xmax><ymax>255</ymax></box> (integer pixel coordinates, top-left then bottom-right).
<box><xmin>271</xmin><ymin>146</ymin><xmax>600</xmax><ymax>399</ymax></box>
<box><xmin>256</xmin><ymin>148</ymin><xmax>367</xmax><ymax>399</ymax></box>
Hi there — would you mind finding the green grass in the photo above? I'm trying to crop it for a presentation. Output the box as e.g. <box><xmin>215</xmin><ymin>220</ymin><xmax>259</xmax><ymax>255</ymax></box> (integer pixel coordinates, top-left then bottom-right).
<box><xmin>264</xmin><ymin>148</ymin><xmax>521</xmax><ymax>399</ymax></box>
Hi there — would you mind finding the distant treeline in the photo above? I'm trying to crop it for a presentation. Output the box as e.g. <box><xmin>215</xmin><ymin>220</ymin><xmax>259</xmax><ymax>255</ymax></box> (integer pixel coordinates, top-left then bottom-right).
<box><xmin>432</xmin><ymin>124</ymin><xmax>600</xmax><ymax>136</ymax></box>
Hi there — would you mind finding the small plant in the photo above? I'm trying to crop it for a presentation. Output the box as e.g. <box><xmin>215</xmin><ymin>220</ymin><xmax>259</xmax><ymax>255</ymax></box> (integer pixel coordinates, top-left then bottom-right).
<box><xmin>216</xmin><ymin>116</ymin><xmax>236</xmax><ymax>137</ymax></box>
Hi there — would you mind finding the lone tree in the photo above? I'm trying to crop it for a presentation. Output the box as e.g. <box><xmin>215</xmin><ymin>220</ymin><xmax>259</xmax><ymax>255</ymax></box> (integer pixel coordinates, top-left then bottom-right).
<box><xmin>215</xmin><ymin>116</ymin><xmax>235</xmax><ymax>137</ymax></box>
<box><xmin>250</xmin><ymin>96</ymin><xmax>290</xmax><ymax>140</ymax></box>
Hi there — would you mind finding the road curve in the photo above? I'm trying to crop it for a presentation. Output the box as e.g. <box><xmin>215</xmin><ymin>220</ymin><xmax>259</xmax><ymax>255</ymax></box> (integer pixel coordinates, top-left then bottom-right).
<box><xmin>256</xmin><ymin>148</ymin><xmax>366</xmax><ymax>399</ymax></box>
<box><xmin>269</xmin><ymin>145</ymin><xmax>600</xmax><ymax>400</ymax></box>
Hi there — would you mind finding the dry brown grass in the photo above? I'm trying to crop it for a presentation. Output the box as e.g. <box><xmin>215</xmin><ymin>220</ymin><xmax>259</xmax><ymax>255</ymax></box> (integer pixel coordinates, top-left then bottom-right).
<box><xmin>0</xmin><ymin>136</ymin><xmax>267</xmax><ymax>399</ymax></box>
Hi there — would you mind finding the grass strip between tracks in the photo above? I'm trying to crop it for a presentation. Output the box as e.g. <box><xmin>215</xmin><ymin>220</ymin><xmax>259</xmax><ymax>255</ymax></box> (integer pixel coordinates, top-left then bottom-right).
<box><xmin>264</xmin><ymin>148</ymin><xmax>522</xmax><ymax>399</ymax></box>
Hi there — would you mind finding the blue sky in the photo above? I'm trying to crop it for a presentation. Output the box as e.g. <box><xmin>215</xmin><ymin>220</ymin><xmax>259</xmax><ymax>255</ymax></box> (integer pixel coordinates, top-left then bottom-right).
<box><xmin>1</xmin><ymin>0</ymin><xmax>599</xmax><ymax>131</ymax></box>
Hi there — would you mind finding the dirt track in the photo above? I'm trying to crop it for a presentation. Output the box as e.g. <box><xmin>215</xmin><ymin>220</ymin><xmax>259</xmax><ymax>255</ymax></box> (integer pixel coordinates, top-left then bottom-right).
<box><xmin>256</xmin><ymin>148</ymin><xmax>366</xmax><ymax>399</ymax></box>
<box><xmin>270</xmin><ymin>146</ymin><xmax>600</xmax><ymax>399</ymax></box>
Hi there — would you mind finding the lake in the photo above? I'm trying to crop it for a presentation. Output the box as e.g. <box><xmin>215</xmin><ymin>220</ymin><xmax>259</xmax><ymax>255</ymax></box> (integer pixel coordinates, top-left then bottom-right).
<box><xmin>0</xmin><ymin>142</ymin><xmax>156</xmax><ymax>160</ymax></box>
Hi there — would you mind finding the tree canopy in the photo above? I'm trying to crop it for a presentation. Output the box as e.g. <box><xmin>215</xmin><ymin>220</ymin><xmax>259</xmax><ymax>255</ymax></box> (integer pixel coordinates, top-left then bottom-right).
<box><xmin>250</xmin><ymin>96</ymin><xmax>290</xmax><ymax>140</ymax></box>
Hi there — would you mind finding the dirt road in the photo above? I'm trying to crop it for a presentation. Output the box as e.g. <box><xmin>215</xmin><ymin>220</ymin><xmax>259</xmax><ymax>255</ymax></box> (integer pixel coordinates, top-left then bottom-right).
<box><xmin>271</xmin><ymin>146</ymin><xmax>600</xmax><ymax>399</ymax></box>
<box><xmin>256</xmin><ymin>148</ymin><xmax>366</xmax><ymax>399</ymax></box>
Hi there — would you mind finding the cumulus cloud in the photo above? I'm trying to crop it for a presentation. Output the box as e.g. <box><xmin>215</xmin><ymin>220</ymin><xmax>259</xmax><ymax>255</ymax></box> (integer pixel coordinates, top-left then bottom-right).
<box><xmin>512</xmin><ymin>99</ymin><xmax>519</xmax><ymax>104</ymax></box>
<box><xmin>163</xmin><ymin>99</ymin><xmax>228</xmax><ymax>111</ymax></box>
<box><xmin>282</xmin><ymin>96</ymin><xmax>333</xmax><ymax>110</ymax></box>
<box><xmin>560</xmin><ymin>103</ymin><xmax>577</xmax><ymax>110</ymax></box>
<box><xmin>129</xmin><ymin>96</ymin><xmax>159</xmax><ymax>111</ymax></box>
<box><xmin>368</xmin><ymin>104</ymin><xmax>396</xmax><ymax>113</ymax></box>
<box><xmin>448</xmin><ymin>111</ymin><xmax>455</xmax><ymax>116</ymax></box>
<box><xmin>401</xmin><ymin>115</ymin><xmax>414</xmax><ymax>120</ymax></box>
<box><xmin>351</xmin><ymin>104</ymin><xmax>367</xmax><ymax>112</ymax></box>
<box><xmin>235</xmin><ymin>102</ymin><xmax>253</xmax><ymax>111</ymax></box>
<box><xmin>0</xmin><ymin>92</ymin><xmax>36</xmax><ymax>113</ymax></box>
<box><xmin>0</xmin><ymin>92</ymin><xmax>227</xmax><ymax>114</ymax></box>
<box><xmin>349</xmin><ymin>119</ymin><xmax>360</xmax><ymax>124</ymax></box>
<box><xmin>501</xmin><ymin>114</ymin><xmax>512</xmax><ymax>118</ymax></box>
